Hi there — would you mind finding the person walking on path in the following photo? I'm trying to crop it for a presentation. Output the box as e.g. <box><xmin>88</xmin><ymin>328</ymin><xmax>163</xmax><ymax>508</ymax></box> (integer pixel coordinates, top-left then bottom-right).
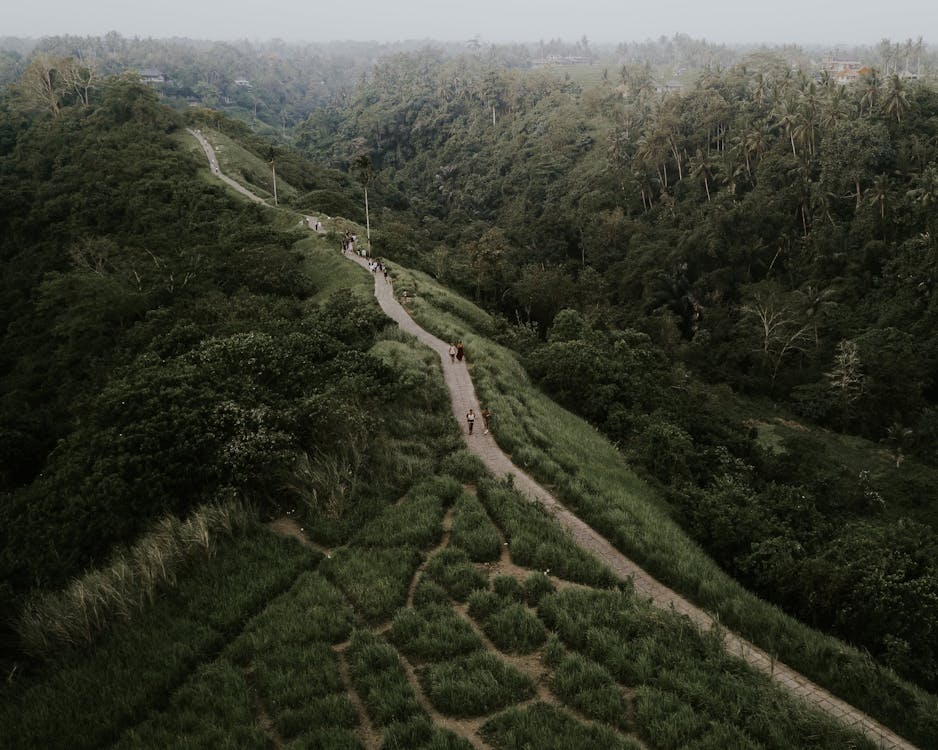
<box><xmin>481</xmin><ymin>407</ymin><xmax>492</xmax><ymax>434</ymax></box>
<box><xmin>466</xmin><ymin>408</ymin><xmax>476</xmax><ymax>435</ymax></box>
<box><xmin>448</xmin><ymin>343</ymin><xmax>457</xmax><ymax>363</ymax></box>
<box><xmin>456</xmin><ymin>341</ymin><xmax>465</xmax><ymax>362</ymax></box>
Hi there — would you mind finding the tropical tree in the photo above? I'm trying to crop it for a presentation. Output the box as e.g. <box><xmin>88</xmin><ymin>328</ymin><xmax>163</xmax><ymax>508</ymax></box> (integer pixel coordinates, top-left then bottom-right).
<box><xmin>883</xmin><ymin>74</ymin><xmax>909</xmax><ymax>123</ymax></box>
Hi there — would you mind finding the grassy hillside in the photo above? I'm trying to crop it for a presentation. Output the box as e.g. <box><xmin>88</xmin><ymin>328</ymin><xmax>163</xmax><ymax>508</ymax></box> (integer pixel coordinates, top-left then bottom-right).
<box><xmin>388</xmin><ymin>263</ymin><xmax>938</xmax><ymax>747</ymax></box>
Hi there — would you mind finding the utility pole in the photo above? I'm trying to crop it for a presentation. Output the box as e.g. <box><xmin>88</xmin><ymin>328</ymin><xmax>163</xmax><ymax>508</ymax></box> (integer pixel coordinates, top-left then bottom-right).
<box><xmin>271</xmin><ymin>160</ymin><xmax>278</xmax><ymax>205</ymax></box>
<box><xmin>364</xmin><ymin>184</ymin><xmax>370</xmax><ymax>241</ymax></box>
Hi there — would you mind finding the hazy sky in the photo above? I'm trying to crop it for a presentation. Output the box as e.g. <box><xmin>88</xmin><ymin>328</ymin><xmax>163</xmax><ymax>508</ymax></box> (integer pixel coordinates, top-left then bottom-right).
<box><xmin>4</xmin><ymin>0</ymin><xmax>936</xmax><ymax>46</ymax></box>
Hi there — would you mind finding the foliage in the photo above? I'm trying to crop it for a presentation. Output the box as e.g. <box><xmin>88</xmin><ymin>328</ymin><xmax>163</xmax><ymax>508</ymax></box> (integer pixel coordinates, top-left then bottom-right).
<box><xmin>320</xmin><ymin>546</ymin><xmax>422</xmax><ymax>623</ymax></box>
<box><xmin>418</xmin><ymin>651</ymin><xmax>534</xmax><ymax>717</ymax></box>
<box><xmin>481</xmin><ymin>701</ymin><xmax>643</xmax><ymax>750</ymax></box>
<box><xmin>423</xmin><ymin>548</ymin><xmax>489</xmax><ymax>602</ymax></box>
<box><xmin>448</xmin><ymin>491</ymin><xmax>502</xmax><ymax>562</ymax></box>
<box><xmin>389</xmin><ymin>603</ymin><xmax>483</xmax><ymax>662</ymax></box>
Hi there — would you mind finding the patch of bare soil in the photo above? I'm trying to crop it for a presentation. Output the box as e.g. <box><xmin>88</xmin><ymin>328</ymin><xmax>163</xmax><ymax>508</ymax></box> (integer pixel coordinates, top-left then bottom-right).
<box><xmin>267</xmin><ymin>516</ymin><xmax>331</xmax><ymax>555</ymax></box>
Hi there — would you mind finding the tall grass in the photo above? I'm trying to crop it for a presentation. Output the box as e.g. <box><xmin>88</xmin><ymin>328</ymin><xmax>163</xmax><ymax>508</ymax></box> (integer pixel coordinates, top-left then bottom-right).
<box><xmin>1</xmin><ymin>532</ymin><xmax>315</xmax><ymax>750</ymax></box>
<box><xmin>482</xmin><ymin>702</ymin><xmax>643</xmax><ymax>750</ymax></box>
<box><xmin>15</xmin><ymin>498</ymin><xmax>256</xmax><ymax>657</ymax></box>
<box><xmin>388</xmin><ymin>264</ymin><xmax>938</xmax><ymax>747</ymax></box>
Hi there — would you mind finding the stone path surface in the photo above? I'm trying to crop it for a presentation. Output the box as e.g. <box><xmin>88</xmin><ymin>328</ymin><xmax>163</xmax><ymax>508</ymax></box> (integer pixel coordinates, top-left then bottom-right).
<box><xmin>189</xmin><ymin>131</ymin><xmax>918</xmax><ymax>750</ymax></box>
<box><xmin>188</xmin><ymin>128</ymin><xmax>267</xmax><ymax>205</ymax></box>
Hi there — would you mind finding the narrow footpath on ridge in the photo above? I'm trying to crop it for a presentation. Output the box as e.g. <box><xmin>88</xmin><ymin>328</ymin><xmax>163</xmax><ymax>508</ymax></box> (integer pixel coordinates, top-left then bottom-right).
<box><xmin>189</xmin><ymin>130</ymin><xmax>918</xmax><ymax>750</ymax></box>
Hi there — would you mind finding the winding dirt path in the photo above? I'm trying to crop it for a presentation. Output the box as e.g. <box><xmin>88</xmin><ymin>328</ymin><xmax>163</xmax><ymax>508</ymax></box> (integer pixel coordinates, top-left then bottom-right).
<box><xmin>189</xmin><ymin>133</ymin><xmax>918</xmax><ymax>750</ymax></box>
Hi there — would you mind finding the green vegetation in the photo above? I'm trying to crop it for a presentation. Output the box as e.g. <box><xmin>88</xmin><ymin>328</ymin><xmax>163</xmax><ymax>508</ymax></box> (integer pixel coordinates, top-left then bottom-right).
<box><xmin>545</xmin><ymin>646</ymin><xmax>629</xmax><ymax>729</ymax></box>
<box><xmin>1</xmin><ymin>531</ymin><xmax>314</xmax><ymax>750</ymax></box>
<box><xmin>306</xmin><ymin>44</ymin><xmax>938</xmax><ymax>725</ymax></box>
<box><xmin>449</xmin><ymin>490</ymin><xmax>502</xmax><ymax>562</ymax></box>
<box><xmin>4</xmin><ymin>43</ymin><xmax>938</xmax><ymax>749</ymax></box>
<box><xmin>482</xmin><ymin>702</ymin><xmax>643</xmax><ymax>750</ymax></box>
<box><xmin>467</xmin><ymin>590</ymin><xmax>547</xmax><ymax>654</ymax></box>
<box><xmin>424</xmin><ymin>548</ymin><xmax>489</xmax><ymax>602</ymax></box>
<box><xmin>419</xmin><ymin>652</ymin><xmax>535</xmax><ymax>717</ymax></box>
<box><xmin>478</xmin><ymin>479</ymin><xmax>619</xmax><ymax>588</ymax></box>
<box><xmin>540</xmin><ymin>587</ymin><xmax>878</xmax><ymax>749</ymax></box>
<box><xmin>351</xmin><ymin>475</ymin><xmax>458</xmax><ymax>549</ymax></box>
<box><xmin>379</xmin><ymin>261</ymin><xmax>938</xmax><ymax>746</ymax></box>
<box><xmin>112</xmin><ymin>659</ymin><xmax>269</xmax><ymax>750</ymax></box>
<box><xmin>320</xmin><ymin>546</ymin><xmax>423</xmax><ymax>622</ymax></box>
<box><xmin>390</xmin><ymin>604</ymin><xmax>484</xmax><ymax>662</ymax></box>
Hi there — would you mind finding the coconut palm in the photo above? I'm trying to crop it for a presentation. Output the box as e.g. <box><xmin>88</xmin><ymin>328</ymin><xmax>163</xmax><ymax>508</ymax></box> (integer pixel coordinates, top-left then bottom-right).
<box><xmin>690</xmin><ymin>148</ymin><xmax>718</xmax><ymax>202</ymax></box>
<box><xmin>858</xmin><ymin>69</ymin><xmax>882</xmax><ymax>117</ymax></box>
<box><xmin>883</xmin><ymin>74</ymin><xmax>909</xmax><ymax>123</ymax></box>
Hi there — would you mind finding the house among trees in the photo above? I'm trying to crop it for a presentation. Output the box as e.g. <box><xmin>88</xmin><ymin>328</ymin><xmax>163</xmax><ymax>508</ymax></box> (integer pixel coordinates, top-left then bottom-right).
<box><xmin>822</xmin><ymin>58</ymin><xmax>870</xmax><ymax>84</ymax></box>
<box><xmin>138</xmin><ymin>68</ymin><xmax>166</xmax><ymax>85</ymax></box>
<box><xmin>234</xmin><ymin>77</ymin><xmax>252</xmax><ymax>87</ymax></box>
<box><xmin>655</xmin><ymin>79</ymin><xmax>684</xmax><ymax>94</ymax></box>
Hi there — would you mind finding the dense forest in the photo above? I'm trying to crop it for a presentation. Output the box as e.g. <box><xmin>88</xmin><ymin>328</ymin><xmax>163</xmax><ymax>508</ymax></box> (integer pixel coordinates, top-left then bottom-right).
<box><xmin>296</xmin><ymin>50</ymin><xmax>938</xmax><ymax>693</ymax></box>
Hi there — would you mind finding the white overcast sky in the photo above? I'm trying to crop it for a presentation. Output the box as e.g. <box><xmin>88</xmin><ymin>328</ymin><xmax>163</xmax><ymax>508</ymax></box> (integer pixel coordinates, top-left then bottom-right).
<box><xmin>4</xmin><ymin>0</ymin><xmax>936</xmax><ymax>46</ymax></box>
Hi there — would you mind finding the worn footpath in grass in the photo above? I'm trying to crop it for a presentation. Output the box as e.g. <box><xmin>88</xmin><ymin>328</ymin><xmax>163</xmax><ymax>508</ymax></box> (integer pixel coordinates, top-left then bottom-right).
<box><xmin>389</xmin><ymin>264</ymin><xmax>938</xmax><ymax>747</ymax></box>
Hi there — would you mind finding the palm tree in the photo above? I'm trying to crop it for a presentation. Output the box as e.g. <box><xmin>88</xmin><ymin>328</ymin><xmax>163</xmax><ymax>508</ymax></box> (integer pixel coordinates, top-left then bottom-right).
<box><xmin>883</xmin><ymin>74</ymin><xmax>909</xmax><ymax>123</ymax></box>
<box><xmin>907</xmin><ymin>165</ymin><xmax>938</xmax><ymax>239</ymax></box>
<box><xmin>866</xmin><ymin>173</ymin><xmax>892</xmax><ymax>220</ymax></box>
<box><xmin>858</xmin><ymin>69</ymin><xmax>882</xmax><ymax>117</ymax></box>
<box><xmin>690</xmin><ymin>148</ymin><xmax>717</xmax><ymax>202</ymax></box>
<box><xmin>771</xmin><ymin>96</ymin><xmax>801</xmax><ymax>157</ymax></box>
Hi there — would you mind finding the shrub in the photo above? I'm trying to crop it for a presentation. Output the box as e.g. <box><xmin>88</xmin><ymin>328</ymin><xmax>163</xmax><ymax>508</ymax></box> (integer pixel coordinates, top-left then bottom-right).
<box><xmin>551</xmin><ymin>651</ymin><xmax>628</xmax><ymax>728</ymax></box>
<box><xmin>491</xmin><ymin>576</ymin><xmax>523</xmax><ymax>601</ymax></box>
<box><xmin>381</xmin><ymin>716</ymin><xmax>474</xmax><ymax>750</ymax></box>
<box><xmin>424</xmin><ymin>548</ymin><xmax>487</xmax><ymax>601</ymax></box>
<box><xmin>480</xmin><ymin>602</ymin><xmax>547</xmax><ymax>654</ymax></box>
<box><xmin>449</xmin><ymin>492</ymin><xmax>501</xmax><ymax>562</ymax></box>
<box><xmin>411</xmin><ymin>578</ymin><xmax>450</xmax><ymax>608</ymax></box>
<box><xmin>419</xmin><ymin>652</ymin><xmax>534</xmax><ymax>717</ymax></box>
<box><xmin>522</xmin><ymin>572</ymin><xmax>555</xmax><ymax>605</ymax></box>
<box><xmin>389</xmin><ymin>604</ymin><xmax>483</xmax><ymax>662</ymax></box>
<box><xmin>320</xmin><ymin>546</ymin><xmax>422</xmax><ymax>622</ymax></box>
<box><xmin>345</xmin><ymin>630</ymin><xmax>423</xmax><ymax>728</ymax></box>
<box><xmin>481</xmin><ymin>702</ymin><xmax>642</xmax><ymax>750</ymax></box>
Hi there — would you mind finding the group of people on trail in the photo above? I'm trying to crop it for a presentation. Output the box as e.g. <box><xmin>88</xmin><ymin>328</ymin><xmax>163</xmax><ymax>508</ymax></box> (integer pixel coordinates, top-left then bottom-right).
<box><xmin>465</xmin><ymin>406</ymin><xmax>492</xmax><ymax>435</ymax></box>
<box><xmin>341</xmin><ymin>231</ymin><xmax>359</xmax><ymax>255</ymax></box>
<box><xmin>448</xmin><ymin>341</ymin><xmax>465</xmax><ymax>363</ymax></box>
<box><xmin>368</xmin><ymin>259</ymin><xmax>389</xmax><ymax>282</ymax></box>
